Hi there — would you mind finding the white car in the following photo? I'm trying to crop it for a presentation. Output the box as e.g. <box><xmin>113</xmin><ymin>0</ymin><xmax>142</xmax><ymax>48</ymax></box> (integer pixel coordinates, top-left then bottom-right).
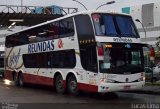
<box><xmin>145</xmin><ymin>66</ymin><xmax>160</xmax><ymax>82</ymax></box>
<box><xmin>153</xmin><ymin>62</ymin><xmax>160</xmax><ymax>74</ymax></box>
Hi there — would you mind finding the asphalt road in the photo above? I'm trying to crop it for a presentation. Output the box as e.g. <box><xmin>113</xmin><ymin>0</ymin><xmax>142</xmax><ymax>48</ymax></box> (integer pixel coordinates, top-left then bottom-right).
<box><xmin>0</xmin><ymin>78</ymin><xmax>160</xmax><ymax>109</ymax></box>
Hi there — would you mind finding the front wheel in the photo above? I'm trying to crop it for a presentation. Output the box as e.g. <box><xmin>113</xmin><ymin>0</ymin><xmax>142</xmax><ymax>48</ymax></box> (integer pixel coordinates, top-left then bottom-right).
<box><xmin>67</xmin><ymin>75</ymin><xmax>78</xmax><ymax>95</ymax></box>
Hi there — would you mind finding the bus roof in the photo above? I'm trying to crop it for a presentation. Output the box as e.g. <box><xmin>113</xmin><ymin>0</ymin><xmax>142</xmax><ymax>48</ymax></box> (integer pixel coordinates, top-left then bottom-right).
<box><xmin>6</xmin><ymin>10</ymin><xmax>131</xmax><ymax>37</ymax></box>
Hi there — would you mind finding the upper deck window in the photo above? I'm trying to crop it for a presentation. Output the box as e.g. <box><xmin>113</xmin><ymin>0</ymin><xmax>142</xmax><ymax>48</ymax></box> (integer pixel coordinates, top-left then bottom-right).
<box><xmin>92</xmin><ymin>13</ymin><xmax>139</xmax><ymax>38</ymax></box>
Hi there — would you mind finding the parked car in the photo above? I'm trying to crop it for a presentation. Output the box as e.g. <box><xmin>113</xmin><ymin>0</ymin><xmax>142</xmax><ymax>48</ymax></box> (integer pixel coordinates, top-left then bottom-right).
<box><xmin>145</xmin><ymin>67</ymin><xmax>160</xmax><ymax>82</ymax></box>
<box><xmin>153</xmin><ymin>62</ymin><xmax>160</xmax><ymax>74</ymax></box>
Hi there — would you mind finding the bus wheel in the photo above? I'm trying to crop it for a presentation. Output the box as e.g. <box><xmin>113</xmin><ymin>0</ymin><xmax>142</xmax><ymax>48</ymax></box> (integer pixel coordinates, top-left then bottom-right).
<box><xmin>13</xmin><ymin>73</ymin><xmax>19</xmax><ymax>86</ymax></box>
<box><xmin>18</xmin><ymin>73</ymin><xmax>24</xmax><ymax>87</ymax></box>
<box><xmin>67</xmin><ymin>75</ymin><xmax>78</xmax><ymax>95</ymax></box>
<box><xmin>55</xmin><ymin>74</ymin><xmax>65</xmax><ymax>94</ymax></box>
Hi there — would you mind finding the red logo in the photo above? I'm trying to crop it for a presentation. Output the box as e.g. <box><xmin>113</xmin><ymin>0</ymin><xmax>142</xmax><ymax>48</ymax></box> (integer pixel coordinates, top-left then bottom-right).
<box><xmin>58</xmin><ymin>39</ymin><xmax>63</xmax><ymax>48</ymax></box>
<box><xmin>92</xmin><ymin>14</ymin><xmax>100</xmax><ymax>22</ymax></box>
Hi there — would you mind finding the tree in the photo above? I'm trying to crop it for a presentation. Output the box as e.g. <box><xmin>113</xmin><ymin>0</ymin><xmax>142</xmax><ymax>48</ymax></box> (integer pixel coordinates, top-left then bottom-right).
<box><xmin>155</xmin><ymin>36</ymin><xmax>160</xmax><ymax>51</ymax></box>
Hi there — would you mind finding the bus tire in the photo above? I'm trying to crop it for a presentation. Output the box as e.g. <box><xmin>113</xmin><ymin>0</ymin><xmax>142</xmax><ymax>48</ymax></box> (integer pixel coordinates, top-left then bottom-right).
<box><xmin>13</xmin><ymin>73</ymin><xmax>19</xmax><ymax>86</ymax></box>
<box><xmin>55</xmin><ymin>74</ymin><xmax>65</xmax><ymax>94</ymax></box>
<box><xmin>18</xmin><ymin>73</ymin><xmax>24</xmax><ymax>87</ymax></box>
<box><xmin>67</xmin><ymin>75</ymin><xmax>78</xmax><ymax>95</ymax></box>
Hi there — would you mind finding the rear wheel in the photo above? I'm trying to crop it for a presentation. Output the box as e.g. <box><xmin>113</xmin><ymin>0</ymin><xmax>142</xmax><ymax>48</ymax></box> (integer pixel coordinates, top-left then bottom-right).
<box><xmin>18</xmin><ymin>73</ymin><xmax>24</xmax><ymax>87</ymax></box>
<box><xmin>55</xmin><ymin>74</ymin><xmax>65</xmax><ymax>94</ymax></box>
<box><xmin>67</xmin><ymin>75</ymin><xmax>78</xmax><ymax>95</ymax></box>
<box><xmin>13</xmin><ymin>73</ymin><xmax>19</xmax><ymax>86</ymax></box>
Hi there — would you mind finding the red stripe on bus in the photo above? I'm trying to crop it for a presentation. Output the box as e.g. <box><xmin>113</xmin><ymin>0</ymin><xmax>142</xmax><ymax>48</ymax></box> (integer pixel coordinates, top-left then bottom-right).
<box><xmin>4</xmin><ymin>70</ymin><xmax>13</xmax><ymax>80</ymax></box>
<box><xmin>78</xmin><ymin>83</ymin><xmax>98</xmax><ymax>92</ymax></box>
<box><xmin>4</xmin><ymin>70</ymin><xmax>53</xmax><ymax>86</ymax></box>
<box><xmin>4</xmin><ymin>70</ymin><xmax>98</xmax><ymax>92</ymax></box>
<box><xmin>23</xmin><ymin>73</ymin><xmax>53</xmax><ymax>86</ymax></box>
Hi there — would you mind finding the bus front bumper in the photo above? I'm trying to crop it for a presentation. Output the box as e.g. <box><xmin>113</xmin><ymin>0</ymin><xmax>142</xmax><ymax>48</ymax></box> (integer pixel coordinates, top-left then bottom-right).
<box><xmin>98</xmin><ymin>81</ymin><xmax>145</xmax><ymax>93</ymax></box>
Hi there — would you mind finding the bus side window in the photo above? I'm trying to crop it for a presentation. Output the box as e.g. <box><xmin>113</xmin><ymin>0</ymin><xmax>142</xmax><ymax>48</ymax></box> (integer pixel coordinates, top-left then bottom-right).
<box><xmin>58</xmin><ymin>17</ymin><xmax>74</xmax><ymax>38</ymax></box>
<box><xmin>50</xmin><ymin>22</ymin><xmax>59</xmax><ymax>39</ymax></box>
<box><xmin>46</xmin><ymin>23</ymin><xmax>59</xmax><ymax>39</ymax></box>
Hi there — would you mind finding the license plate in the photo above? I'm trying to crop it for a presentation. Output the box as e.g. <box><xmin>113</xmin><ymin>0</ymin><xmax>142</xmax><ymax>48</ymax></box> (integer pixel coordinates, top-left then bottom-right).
<box><xmin>124</xmin><ymin>86</ymin><xmax>131</xmax><ymax>90</ymax></box>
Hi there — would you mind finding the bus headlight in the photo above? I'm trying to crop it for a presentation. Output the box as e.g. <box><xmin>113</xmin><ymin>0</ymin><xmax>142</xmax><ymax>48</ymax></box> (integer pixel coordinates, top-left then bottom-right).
<box><xmin>140</xmin><ymin>72</ymin><xmax>145</xmax><ymax>81</ymax></box>
<box><xmin>142</xmin><ymin>76</ymin><xmax>145</xmax><ymax>81</ymax></box>
<box><xmin>100</xmin><ymin>78</ymin><xmax>107</xmax><ymax>83</ymax></box>
<box><xmin>138</xmin><ymin>76</ymin><xmax>145</xmax><ymax>81</ymax></box>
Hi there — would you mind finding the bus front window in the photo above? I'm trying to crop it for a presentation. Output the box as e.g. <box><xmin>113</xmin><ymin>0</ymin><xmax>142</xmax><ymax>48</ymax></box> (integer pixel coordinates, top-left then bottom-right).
<box><xmin>99</xmin><ymin>43</ymin><xmax>144</xmax><ymax>74</ymax></box>
<box><xmin>92</xmin><ymin>13</ymin><xmax>139</xmax><ymax>38</ymax></box>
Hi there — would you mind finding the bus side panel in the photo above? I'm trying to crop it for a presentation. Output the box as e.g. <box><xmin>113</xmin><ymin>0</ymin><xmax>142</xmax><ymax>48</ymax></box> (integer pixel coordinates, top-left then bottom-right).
<box><xmin>23</xmin><ymin>73</ymin><xmax>53</xmax><ymax>86</ymax></box>
<box><xmin>37</xmin><ymin>75</ymin><xmax>53</xmax><ymax>86</ymax></box>
<box><xmin>4</xmin><ymin>70</ymin><xmax>13</xmax><ymax>80</ymax></box>
<box><xmin>78</xmin><ymin>83</ymin><xmax>98</xmax><ymax>92</ymax></box>
<box><xmin>4</xmin><ymin>70</ymin><xmax>54</xmax><ymax>86</ymax></box>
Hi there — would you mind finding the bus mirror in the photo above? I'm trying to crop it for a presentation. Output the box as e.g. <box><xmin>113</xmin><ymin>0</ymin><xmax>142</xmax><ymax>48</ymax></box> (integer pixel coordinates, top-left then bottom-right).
<box><xmin>149</xmin><ymin>47</ymin><xmax>155</xmax><ymax>61</ymax></box>
<box><xmin>98</xmin><ymin>46</ymin><xmax>104</xmax><ymax>56</ymax></box>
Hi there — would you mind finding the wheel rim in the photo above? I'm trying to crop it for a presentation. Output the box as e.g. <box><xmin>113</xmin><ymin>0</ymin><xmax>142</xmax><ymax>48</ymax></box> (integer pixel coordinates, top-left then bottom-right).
<box><xmin>14</xmin><ymin>74</ymin><xmax>17</xmax><ymax>81</ymax></box>
<box><xmin>70</xmin><ymin>81</ymin><xmax>77</xmax><ymax>91</ymax></box>
<box><xmin>19</xmin><ymin>75</ymin><xmax>23</xmax><ymax>86</ymax></box>
<box><xmin>14</xmin><ymin>73</ymin><xmax>19</xmax><ymax>86</ymax></box>
<box><xmin>57</xmin><ymin>80</ymin><xmax>63</xmax><ymax>90</ymax></box>
<box><xmin>55</xmin><ymin>75</ymin><xmax>64</xmax><ymax>93</ymax></box>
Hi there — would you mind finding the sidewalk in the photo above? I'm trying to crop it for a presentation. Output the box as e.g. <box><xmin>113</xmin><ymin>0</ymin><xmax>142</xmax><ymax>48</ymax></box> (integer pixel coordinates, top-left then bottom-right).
<box><xmin>127</xmin><ymin>85</ymin><xmax>160</xmax><ymax>95</ymax></box>
<box><xmin>139</xmin><ymin>86</ymin><xmax>160</xmax><ymax>94</ymax></box>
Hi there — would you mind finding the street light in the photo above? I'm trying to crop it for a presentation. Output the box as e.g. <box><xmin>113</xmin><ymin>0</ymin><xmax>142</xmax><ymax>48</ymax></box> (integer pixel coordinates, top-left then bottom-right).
<box><xmin>96</xmin><ymin>1</ymin><xmax>115</xmax><ymax>10</ymax></box>
<box><xmin>135</xmin><ymin>19</ymin><xmax>152</xmax><ymax>42</ymax></box>
<box><xmin>19</xmin><ymin>0</ymin><xmax>23</xmax><ymax>12</ymax></box>
<box><xmin>135</xmin><ymin>19</ymin><xmax>147</xmax><ymax>42</ymax></box>
<box><xmin>72</xmin><ymin>0</ymin><xmax>88</xmax><ymax>11</ymax></box>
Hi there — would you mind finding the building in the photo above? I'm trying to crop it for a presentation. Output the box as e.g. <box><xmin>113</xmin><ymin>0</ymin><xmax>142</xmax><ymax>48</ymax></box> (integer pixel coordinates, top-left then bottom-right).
<box><xmin>122</xmin><ymin>2</ymin><xmax>160</xmax><ymax>49</ymax></box>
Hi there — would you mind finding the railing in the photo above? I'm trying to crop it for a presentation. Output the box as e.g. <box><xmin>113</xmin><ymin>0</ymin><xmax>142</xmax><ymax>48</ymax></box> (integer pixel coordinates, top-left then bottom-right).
<box><xmin>0</xmin><ymin>5</ymin><xmax>78</xmax><ymax>15</ymax></box>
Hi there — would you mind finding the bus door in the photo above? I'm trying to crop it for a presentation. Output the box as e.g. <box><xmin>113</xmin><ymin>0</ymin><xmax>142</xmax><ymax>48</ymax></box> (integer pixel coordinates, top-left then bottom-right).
<box><xmin>79</xmin><ymin>44</ymin><xmax>99</xmax><ymax>90</ymax></box>
<box><xmin>74</xmin><ymin>14</ymin><xmax>98</xmax><ymax>90</ymax></box>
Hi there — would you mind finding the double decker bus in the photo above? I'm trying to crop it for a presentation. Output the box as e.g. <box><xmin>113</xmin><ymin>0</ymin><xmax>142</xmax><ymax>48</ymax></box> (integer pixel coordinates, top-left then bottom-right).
<box><xmin>5</xmin><ymin>11</ymin><xmax>146</xmax><ymax>94</ymax></box>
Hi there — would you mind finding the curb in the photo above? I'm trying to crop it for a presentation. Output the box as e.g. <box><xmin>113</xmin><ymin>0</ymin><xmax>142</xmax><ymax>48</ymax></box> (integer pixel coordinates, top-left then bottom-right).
<box><xmin>123</xmin><ymin>90</ymin><xmax>160</xmax><ymax>95</ymax></box>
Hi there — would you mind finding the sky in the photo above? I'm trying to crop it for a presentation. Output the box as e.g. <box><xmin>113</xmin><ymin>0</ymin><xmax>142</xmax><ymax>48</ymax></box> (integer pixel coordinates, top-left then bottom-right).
<box><xmin>0</xmin><ymin>0</ymin><xmax>159</xmax><ymax>50</ymax></box>
<box><xmin>0</xmin><ymin>0</ymin><xmax>159</xmax><ymax>12</ymax></box>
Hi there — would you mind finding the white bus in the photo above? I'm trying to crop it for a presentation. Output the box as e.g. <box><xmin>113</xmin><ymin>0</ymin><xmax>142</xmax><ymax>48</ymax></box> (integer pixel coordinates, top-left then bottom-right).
<box><xmin>5</xmin><ymin>11</ymin><xmax>146</xmax><ymax>94</ymax></box>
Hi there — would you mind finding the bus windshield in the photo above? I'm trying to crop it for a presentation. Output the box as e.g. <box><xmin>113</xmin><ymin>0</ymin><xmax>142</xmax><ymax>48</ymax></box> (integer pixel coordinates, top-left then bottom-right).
<box><xmin>99</xmin><ymin>43</ymin><xmax>144</xmax><ymax>74</ymax></box>
<box><xmin>92</xmin><ymin>13</ymin><xmax>139</xmax><ymax>38</ymax></box>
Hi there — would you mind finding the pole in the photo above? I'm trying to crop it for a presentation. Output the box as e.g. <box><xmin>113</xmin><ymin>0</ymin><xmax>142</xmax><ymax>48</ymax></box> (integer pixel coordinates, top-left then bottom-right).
<box><xmin>140</xmin><ymin>22</ymin><xmax>146</xmax><ymax>42</ymax></box>
<box><xmin>72</xmin><ymin>0</ymin><xmax>88</xmax><ymax>10</ymax></box>
<box><xmin>96</xmin><ymin>1</ymin><xmax>115</xmax><ymax>10</ymax></box>
<box><xmin>21</xmin><ymin>0</ymin><xmax>23</xmax><ymax>13</ymax></box>
<box><xmin>135</xmin><ymin>19</ymin><xmax>146</xmax><ymax>43</ymax></box>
